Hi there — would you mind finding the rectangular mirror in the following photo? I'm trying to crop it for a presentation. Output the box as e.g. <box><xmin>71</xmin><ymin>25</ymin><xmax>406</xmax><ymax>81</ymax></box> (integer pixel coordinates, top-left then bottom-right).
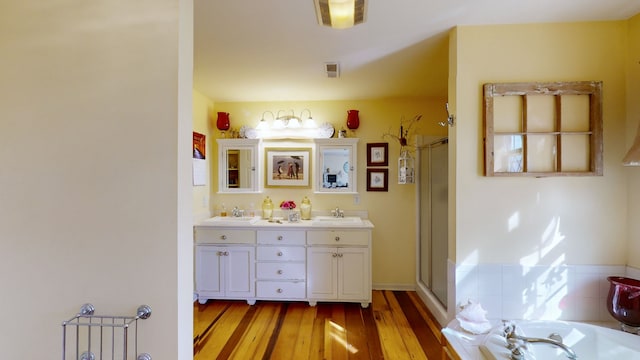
<box><xmin>217</xmin><ymin>139</ymin><xmax>260</xmax><ymax>193</ymax></box>
<box><xmin>315</xmin><ymin>138</ymin><xmax>358</xmax><ymax>193</ymax></box>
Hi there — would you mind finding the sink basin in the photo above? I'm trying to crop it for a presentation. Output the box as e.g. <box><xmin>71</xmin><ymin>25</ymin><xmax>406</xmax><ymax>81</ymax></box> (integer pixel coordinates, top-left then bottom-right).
<box><xmin>201</xmin><ymin>216</ymin><xmax>259</xmax><ymax>225</ymax></box>
<box><xmin>312</xmin><ymin>216</ymin><xmax>363</xmax><ymax>226</ymax></box>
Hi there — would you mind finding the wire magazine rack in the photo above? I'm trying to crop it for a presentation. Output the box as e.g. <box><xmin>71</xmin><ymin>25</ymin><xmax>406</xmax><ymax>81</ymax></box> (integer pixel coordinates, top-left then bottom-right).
<box><xmin>62</xmin><ymin>303</ymin><xmax>152</xmax><ymax>360</ymax></box>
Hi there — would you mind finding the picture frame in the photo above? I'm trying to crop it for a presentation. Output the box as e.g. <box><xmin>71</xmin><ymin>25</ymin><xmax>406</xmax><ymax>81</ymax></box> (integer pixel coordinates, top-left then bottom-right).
<box><xmin>366</xmin><ymin>168</ymin><xmax>388</xmax><ymax>192</ymax></box>
<box><xmin>193</xmin><ymin>132</ymin><xmax>206</xmax><ymax>159</ymax></box>
<box><xmin>367</xmin><ymin>142</ymin><xmax>388</xmax><ymax>166</ymax></box>
<box><xmin>265</xmin><ymin>148</ymin><xmax>311</xmax><ymax>188</ymax></box>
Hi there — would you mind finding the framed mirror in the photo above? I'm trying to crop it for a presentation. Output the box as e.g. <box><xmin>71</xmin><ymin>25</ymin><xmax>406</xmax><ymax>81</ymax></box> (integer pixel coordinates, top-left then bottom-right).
<box><xmin>217</xmin><ymin>139</ymin><xmax>260</xmax><ymax>193</ymax></box>
<box><xmin>315</xmin><ymin>138</ymin><xmax>358</xmax><ymax>193</ymax></box>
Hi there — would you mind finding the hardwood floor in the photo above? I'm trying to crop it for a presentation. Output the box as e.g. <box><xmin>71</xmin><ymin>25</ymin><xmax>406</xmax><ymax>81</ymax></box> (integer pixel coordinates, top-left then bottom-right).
<box><xmin>194</xmin><ymin>290</ymin><xmax>445</xmax><ymax>359</ymax></box>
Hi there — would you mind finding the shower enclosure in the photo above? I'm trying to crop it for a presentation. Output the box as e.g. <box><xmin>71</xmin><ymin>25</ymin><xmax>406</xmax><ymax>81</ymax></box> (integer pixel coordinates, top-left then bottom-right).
<box><xmin>416</xmin><ymin>136</ymin><xmax>449</xmax><ymax>323</ymax></box>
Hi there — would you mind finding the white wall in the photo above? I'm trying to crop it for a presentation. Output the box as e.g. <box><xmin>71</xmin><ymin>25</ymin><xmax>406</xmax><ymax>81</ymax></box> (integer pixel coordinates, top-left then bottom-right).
<box><xmin>0</xmin><ymin>1</ymin><xmax>193</xmax><ymax>358</ymax></box>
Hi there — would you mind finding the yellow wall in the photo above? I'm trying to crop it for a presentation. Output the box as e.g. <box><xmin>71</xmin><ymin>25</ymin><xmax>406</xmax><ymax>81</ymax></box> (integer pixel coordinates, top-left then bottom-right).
<box><xmin>193</xmin><ymin>90</ymin><xmax>214</xmax><ymax>220</ymax></box>
<box><xmin>452</xmin><ymin>21</ymin><xmax>629</xmax><ymax>267</ymax></box>
<box><xmin>209</xmin><ymin>98</ymin><xmax>447</xmax><ymax>286</ymax></box>
<box><xmin>626</xmin><ymin>13</ymin><xmax>640</xmax><ymax>268</ymax></box>
<box><xmin>0</xmin><ymin>1</ymin><xmax>193</xmax><ymax>358</ymax></box>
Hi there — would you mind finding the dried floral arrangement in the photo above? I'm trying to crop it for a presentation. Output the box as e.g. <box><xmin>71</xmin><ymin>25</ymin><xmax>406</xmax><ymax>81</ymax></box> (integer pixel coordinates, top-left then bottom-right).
<box><xmin>382</xmin><ymin>114</ymin><xmax>422</xmax><ymax>150</ymax></box>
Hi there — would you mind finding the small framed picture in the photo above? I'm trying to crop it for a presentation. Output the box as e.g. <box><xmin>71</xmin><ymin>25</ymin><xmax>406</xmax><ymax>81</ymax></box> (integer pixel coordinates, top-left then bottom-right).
<box><xmin>265</xmin><ymin>148</ymin><xmax>311</xmax><ymax>188</ymax></box>
<box><xmin>367</xmin><ymin>168</ymin><xmax>388</xmax><ymax>192</ymax></box>
<box><xmin>367</xmin><ymin>142</ymin><xmax>388</xmax><ymax>166</ymax></box>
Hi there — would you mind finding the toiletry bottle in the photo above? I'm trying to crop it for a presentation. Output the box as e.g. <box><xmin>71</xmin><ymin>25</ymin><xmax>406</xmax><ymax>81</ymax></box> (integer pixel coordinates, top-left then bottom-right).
<box><xmin>220</xmin><ymin>203</ymin><xmax>227</xmax><ymax>217</ymax></box>
<box><xmin>300</xmin><ymin>196</ymin><xmax>312</xmax><ymax>220</ymax></box>
<box><xmin>248</xmin><ymin>203</ymin><xmax>255</xmax><ymax>217</ymax></box>
<box><xmin>262</xmin><ymin>197</ymin><xmax>273</xmax><ymax>220</ymax></box>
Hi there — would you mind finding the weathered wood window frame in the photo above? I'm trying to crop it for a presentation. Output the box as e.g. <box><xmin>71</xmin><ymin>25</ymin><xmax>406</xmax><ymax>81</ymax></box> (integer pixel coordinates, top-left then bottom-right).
<box><xmin>483</xmin><ymin>81</ymin><xmax>603</xmax><ymax>177</ymax></box>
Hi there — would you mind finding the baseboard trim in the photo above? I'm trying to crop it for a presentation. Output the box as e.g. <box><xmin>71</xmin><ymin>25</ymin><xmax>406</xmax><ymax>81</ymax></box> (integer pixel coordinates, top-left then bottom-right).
<box><xmin>372</xmin><ymin>283</ymin><xmax>416</xmax><ymax>291</ymax></box>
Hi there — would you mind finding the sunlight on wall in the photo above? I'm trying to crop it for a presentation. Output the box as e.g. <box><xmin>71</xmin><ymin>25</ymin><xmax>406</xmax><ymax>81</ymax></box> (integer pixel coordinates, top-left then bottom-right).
<box><xmin>508</xmin><ymin>211</ymin><xmax>520</xmax><ymax>232</ymax></box>
<box><xmin>519</xmin><ymin>216</ymin><xmax>568</xmax><ymax>319</ymax></box>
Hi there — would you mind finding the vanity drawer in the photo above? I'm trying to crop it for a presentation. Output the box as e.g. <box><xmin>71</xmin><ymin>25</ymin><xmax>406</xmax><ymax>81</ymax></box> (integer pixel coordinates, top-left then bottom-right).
<box><xmin>256</xmin><ymin>281</ymin><xmax>306</xmax><ymax>299</ymax></box>
<box><xmin>256</xmin><ymin>246</ymin><xmax>305</xmax><ymax>261</ymax></box>
<box><xmin>306</xmin><ymin>230</ymin><xmax>369</xmax><ymax>246</ymax></box>
<box><xmin>256</xmin><ymin>262</ymin><xmax>305</xmax><ymax>280</ymax></box>
<box><xmin>195</xmin><ymin>228</ymin><xmax>256</xmax><ymax>244</ymax></box>
<box><xmin>257</xmin><ymin>230</ymin><xmax>306</xmax><ymax>245</ymax></box>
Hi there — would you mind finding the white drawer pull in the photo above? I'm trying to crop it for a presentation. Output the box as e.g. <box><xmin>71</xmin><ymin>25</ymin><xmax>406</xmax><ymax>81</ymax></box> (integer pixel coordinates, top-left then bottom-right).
<box><xmin>277</xmin><ymin>251</ymin><xmax>283</xmax><ymax>257</ymax></box>
<box><xmin>277</xmin><ymin>288</ymin><xmax>283</xmax><ymax>293</ymax></box>
<box><xmin>335</xmin><ymin>236</ymin><xmax>340</xmax><ymax>241</ymax></box>
<box><xmin>277</xmin><ymin>235</ymin><xmax>283</xmax><ymax>241</ymax></box>
<box><xmin>277</xmin><ymin>269</ymin><xmax>283</xmax><ymax>275</ymax></box>
<box><xmin>221</xmin><ymin>235</ymin><xmax>227</xmax><ymax>240</ymax></box>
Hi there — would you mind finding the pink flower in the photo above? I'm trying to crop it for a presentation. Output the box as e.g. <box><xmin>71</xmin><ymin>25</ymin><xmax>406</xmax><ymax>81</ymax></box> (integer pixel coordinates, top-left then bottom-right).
<box><xmin>280</xmin><ymin>200</ymin><xmax>296</xmax><ymax>210</ymax></box>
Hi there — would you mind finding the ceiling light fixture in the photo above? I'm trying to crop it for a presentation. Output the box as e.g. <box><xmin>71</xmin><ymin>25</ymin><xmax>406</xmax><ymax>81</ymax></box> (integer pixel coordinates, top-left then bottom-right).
<box><xmin>314</xmin><ymin>0</ymin><xmax>366</xmax><ymax>29</ymax></box>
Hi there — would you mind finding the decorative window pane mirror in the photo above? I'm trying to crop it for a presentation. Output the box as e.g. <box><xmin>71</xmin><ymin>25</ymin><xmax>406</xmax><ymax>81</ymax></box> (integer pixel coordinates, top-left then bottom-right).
<box><xmin>483</xmin><ymin>81</ymin><xmax>603</xmax><ymax>177</ymax></box>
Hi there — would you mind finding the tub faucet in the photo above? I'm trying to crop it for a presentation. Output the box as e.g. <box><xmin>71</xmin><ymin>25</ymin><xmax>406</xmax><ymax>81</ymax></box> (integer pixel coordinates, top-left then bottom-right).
<box><xmin>504</xmin><ymin>324</ymin><xmax>577</xmax><ymax>359</ymax></box>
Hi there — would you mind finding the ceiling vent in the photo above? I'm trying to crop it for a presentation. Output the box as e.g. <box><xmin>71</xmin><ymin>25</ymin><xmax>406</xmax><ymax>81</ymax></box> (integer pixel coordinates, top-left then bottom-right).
<box><xmin>325</xmin><ymin>62</ymin><xmax>339</xmax><ymax>78</ymax></box>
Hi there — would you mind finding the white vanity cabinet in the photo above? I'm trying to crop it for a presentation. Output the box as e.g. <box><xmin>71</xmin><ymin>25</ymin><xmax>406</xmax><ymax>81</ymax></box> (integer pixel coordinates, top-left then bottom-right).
<box><xmin>194</xmin><ymin>221</ymin><xmax>373</xmax><ymax>307</ymax></box>
<box><xmin>306</xmin><ymin>230</ymin><xmax>371</xmax><ymax>307</ymax></box>
<box><xmin>315</xmin><ymin>138</ymin><xmax>358</xmax><ymax>193</ymax></box>
<box><xmin>194</xmin><ymin>228</ymin><xmax>256</xmax><ymax>305</ymax></box>
<box><xmin>255</xmin><ymin>230</ymin><xmax>306</xmax><ymax>300</ymax></box>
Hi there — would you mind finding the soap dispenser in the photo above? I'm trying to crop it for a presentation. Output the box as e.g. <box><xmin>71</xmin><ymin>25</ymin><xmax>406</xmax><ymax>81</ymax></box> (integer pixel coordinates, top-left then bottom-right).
<box><xmin>300</xmin><ymin>196</ymin><xmax>312</xmax><ymax>220</ymax></box>
<box><xmin>262</xmin><ymin>196</ymin><xmax>273</xmax><ymax>220</ymax></box>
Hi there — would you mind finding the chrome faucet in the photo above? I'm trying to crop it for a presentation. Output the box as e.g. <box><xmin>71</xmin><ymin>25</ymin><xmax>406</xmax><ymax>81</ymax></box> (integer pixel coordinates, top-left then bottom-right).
<box><xmin>231</xmin><ymin>206</ymin><xmax>244</xmax><ymax>217</ymax></box>
<box><xmin>331</xmin><ymin>207</ymin><xmax>344</xmax><ymax>218</ymax></box>
<box><xmin>503</xmin><ymin>323</ymin><xmax>577</xmax><ymax>359</ymax></box>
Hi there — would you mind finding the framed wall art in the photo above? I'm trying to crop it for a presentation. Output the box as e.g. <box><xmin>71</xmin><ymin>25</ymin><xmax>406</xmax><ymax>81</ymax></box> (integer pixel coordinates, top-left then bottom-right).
<box><xmin>265</xmin><ymin>148</ymin><xmax>311</xmax><ymax>188</ymax></box>
<box><xmin>366</xmin><ymin>168</ymin><xmax>388</xmax><ymax>192</ymax></box>
<box><xmin>367</xmin><ymin>142</ymin><xmax>388</xmax><ymax>166</ymax></box>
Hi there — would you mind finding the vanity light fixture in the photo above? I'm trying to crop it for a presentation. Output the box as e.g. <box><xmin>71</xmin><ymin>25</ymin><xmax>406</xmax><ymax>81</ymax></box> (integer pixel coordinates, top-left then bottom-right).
<box><xmin>314</xmin><ymin>0</ymin><xmax>367</xmax><ymax>29</ymax></box>
<box><xmin>254</xmin><ymin>109</ymin><xmax>325</xmax><ymax>139</ymax></box>
<box><xmin>256</xmin><ymin>111</ymin><xmax>274</xmax><ymax>130</ymax></box>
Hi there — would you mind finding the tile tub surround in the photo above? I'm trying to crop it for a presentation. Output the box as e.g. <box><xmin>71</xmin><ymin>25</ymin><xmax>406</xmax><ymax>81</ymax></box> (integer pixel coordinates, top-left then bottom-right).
<box><xmin>453</xmin><ymin>264</ymin><xmax>638</xmax><ymax>322</ymax></box>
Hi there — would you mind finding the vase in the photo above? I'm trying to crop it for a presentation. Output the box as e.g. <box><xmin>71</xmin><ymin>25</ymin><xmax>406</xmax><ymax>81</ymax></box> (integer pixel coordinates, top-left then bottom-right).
<box><xmin>261</xmin><ymin>196</ymin><xmax>273</xmax><ymax>219</ymax></box>
<box><xmin>346</xmin><ymin>110</ymin><xmax>359</xmax><ymax>130</ymax></box>
<box><xmin>216</xmin><ymin>112</ymin><xmax>230</xmax><ymax>131</ymax></box>
<box><xmin>300</xmin><ymin>196</ymin><xmax>312</xmax><ymax>220</ymax></box>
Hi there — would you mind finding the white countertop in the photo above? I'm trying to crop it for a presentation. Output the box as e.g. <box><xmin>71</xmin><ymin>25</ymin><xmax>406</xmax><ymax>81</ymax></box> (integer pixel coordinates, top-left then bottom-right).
<box><xmin>195</xmin><ymin>216</ymin><xmax>374</xmax><ymax>229</ymax></box>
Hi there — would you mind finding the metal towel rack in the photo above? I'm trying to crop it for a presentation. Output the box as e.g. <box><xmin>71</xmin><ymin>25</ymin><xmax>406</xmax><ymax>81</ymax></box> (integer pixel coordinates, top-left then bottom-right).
<box><xmin>62</xmin><ymin>303</ymin><xmax>152</xmax><ymax>360</ymax></box>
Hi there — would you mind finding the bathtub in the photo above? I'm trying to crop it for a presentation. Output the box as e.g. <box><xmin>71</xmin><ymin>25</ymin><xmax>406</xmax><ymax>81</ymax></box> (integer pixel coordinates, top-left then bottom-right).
<box><xmin>443</xmin><ymin>319</ymin><xmax>640</xmax><ymax>359</ymax></box>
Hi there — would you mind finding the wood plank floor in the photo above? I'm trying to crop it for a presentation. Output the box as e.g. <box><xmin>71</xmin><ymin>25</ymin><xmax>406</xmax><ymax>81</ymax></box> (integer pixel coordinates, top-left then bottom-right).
<box><xmin>194</xmin><ymin>290</ymin><xmax>445</xmax><ymax>360</ymax></box>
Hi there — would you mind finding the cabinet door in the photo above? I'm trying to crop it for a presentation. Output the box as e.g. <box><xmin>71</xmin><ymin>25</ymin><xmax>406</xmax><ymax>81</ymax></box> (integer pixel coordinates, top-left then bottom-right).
<box><xmin>307</xmin><ymin>247</ymin><xmax>338</xmax><ymax>299</ymax></box>
<box><xmin>195</xmin><ymin>246</ymin><xmax>224</xmax><ymax>296</ymax></box>
<box><xmin>226</xmin><ymin>246</ymin><xmax>255</xmax><ymax>298</ymax></box>
<box><xmin>338</xmin><ymin>247</ymin><xmax>370</xmax><ymax>300</ymax></box>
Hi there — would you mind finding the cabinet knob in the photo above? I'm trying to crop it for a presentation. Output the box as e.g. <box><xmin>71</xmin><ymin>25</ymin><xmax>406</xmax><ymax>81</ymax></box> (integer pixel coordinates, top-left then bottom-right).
<box><xmin>332</xmin><ymin>253</ymin><xmax>338</xmax><ymax>257</ymax></box>
<box><xmin>277</xmin><ymin>269</ymin><xmax>283</xmax><ymax>275</ymax></box>
<box><xmin>277</xmin><ymin>251</ymin><xmax>283</xmax><ymax>257</ymax></box>
<box><xmin>277</xmin><ymin>288</ymin><xmax>283</xmax><ymax>293</ymax></box>
<box><xmin>277</xmin><ymin>235</ymin><xmax>283</xmax><ymax>241</ymax></box>
<box><xmin>224</xmin><ymin>251</ymin><xmax>229</xmax><ymax>256</ymax></box>
<box><xmin>338</xmin><ymin>253</ymin><xmax>343</xmax><ymax>258</ymax></box>
<box><xmin>220</xmin><ymin>235</ymin><xmax>227</xmax><ymax>240</ymax></box>
<box><xmin>335</xmin><ymin>236</ymin><xmax>340</xmax><ymax>241</ymax></box>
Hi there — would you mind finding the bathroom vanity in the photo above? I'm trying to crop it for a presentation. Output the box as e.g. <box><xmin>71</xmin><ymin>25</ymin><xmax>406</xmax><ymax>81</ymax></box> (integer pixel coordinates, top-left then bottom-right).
<box><xmin>194</xmin><ymin>216</ymin><xmax>373</xmax><ymax>307</ymax></box>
